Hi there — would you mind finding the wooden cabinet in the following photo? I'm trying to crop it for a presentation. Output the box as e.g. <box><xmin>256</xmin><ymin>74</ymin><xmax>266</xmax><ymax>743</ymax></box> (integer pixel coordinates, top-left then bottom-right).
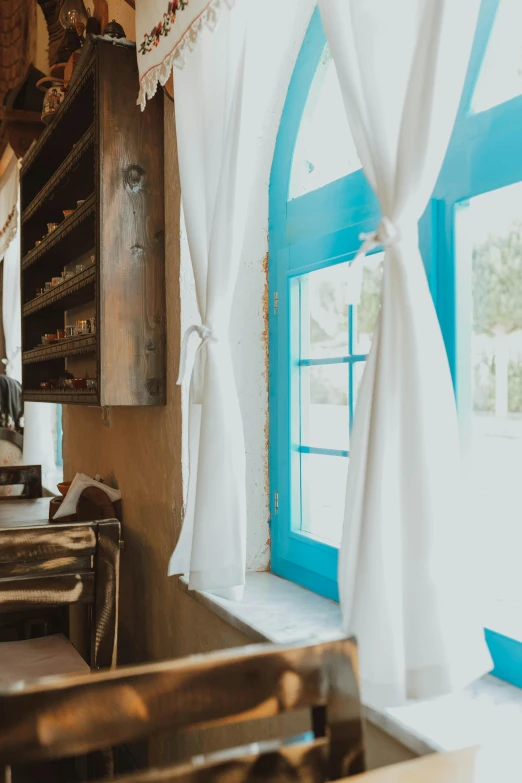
<box><xmin>20</xmin><ymin>38</ymin><xmax>165</xmax><ymax>406</ymax></box>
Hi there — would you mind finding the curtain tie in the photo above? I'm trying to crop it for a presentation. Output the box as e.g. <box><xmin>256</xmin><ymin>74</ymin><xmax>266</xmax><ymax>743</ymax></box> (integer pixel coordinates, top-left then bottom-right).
<box><xmin>177</xmin><ymin>324</ymin><xmax>215</xmax><ymax>386</ymax></box>
<box><xmin>359</xmin><ymin>216</ymin><xmax>401</xmax><ymax>254</ymax></box>
<box><xmin>346</xmin><ymin>217</ymin><xmax>401</xmax><ymax>305</ymax></box>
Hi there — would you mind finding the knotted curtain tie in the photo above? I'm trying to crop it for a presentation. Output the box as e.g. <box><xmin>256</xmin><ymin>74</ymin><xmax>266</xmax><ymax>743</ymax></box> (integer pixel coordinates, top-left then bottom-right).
<box><xmin>177</xmin><ymin>324</ymin><xmax>215</xmax><ymax>386</ymax></box>
<box><xmin>346</xmin><ymin>216</ymin><xmax>402</xmax><ymax>305</ymax></box>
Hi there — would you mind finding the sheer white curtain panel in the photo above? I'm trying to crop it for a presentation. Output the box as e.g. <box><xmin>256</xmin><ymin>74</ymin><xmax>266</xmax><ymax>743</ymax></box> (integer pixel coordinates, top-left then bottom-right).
<box><xmin>318</xmin><ymin>0</ymin><xmax>493</xmax><ymax>707</ymax></box>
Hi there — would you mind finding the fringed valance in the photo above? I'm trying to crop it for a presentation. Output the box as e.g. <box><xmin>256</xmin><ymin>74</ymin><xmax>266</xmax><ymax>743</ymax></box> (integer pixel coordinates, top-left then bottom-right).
<box><xmin>136</xmin><ymin>0</ymin><xmax>235</xmax><ymax>110</ymax></box>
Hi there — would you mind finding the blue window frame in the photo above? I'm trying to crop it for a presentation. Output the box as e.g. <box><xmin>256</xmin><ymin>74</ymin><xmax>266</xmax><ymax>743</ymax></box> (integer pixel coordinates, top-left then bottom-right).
<box><xmin>56</xmin><ymin>404</ymin><xmax>63</xmax><ymax>468</ymax></box>
<box><xmin>269</xmin><ymin>8</ymin><xmax>380</xmax><ymax>600</ymax></box>
<box><xmin>269</xmin><ymin>0</ymin><xmax>522</xmax><ymax>684</ymax></box>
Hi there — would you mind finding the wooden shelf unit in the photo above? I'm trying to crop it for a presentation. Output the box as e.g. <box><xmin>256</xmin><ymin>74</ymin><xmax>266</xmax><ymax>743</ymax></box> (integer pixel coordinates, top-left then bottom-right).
<box><xmin>20</xmin><ymin>37</ymin><xmax>165</xmax><ymax>406</ymax></box>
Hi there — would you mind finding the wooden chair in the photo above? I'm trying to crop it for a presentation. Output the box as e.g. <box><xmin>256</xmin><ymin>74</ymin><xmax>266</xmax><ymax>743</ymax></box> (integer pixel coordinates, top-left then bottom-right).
<box><xmin>0</xmin><ymin>636</ymin><xmax>364</xmax><ymax>782</ymax></box>
<box><xmin>0</xmin><ymin>518</ymin><xmax>121</xmax><ymax>780</ymax></box>
<box><xmin>0</xmin><ymin>465</ymin><xmax>41</xmax><ymax>499</ymax></box>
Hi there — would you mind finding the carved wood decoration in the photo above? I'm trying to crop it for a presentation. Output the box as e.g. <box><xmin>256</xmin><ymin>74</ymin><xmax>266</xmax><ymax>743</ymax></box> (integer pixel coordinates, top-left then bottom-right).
<box><xmin>0</xmin><ymin>638</ymin><xmax>364</xmax><ymax>781</ymax></box>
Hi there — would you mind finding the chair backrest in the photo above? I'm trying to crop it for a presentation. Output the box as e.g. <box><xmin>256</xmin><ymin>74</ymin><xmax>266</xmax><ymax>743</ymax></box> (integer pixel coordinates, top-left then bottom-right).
<box><xmin>0</xmin><ymin>518</ymin><xmax>121</xmax><ymax>669</ymax></box>
<box><xmin>0</xmin><ymin>636</ymin><xmax>364</xmax><ymax>781</ymax></box>
<box><xmin>0</xmin><ymin>465</ymin><xmax>41</xmax><ymax>499</ymax></box>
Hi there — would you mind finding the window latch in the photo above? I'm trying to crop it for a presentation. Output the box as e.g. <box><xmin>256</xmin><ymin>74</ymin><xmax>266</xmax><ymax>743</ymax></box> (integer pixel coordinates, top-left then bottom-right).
<box><xmin>274</xmin><ymin>291</ymin><xmax>279</xmax><ymax>315</ymax></box>
<box><xmin>274</xmin><ymin>491</ymin><xmax>279</xmax><ymax>513</ymax></box>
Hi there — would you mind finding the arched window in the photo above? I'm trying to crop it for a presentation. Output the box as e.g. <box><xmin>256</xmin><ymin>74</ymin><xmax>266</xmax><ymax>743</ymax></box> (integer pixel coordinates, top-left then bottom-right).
<box><xmin>269</xmin><ymin>0</ymin><xmax>522</xmax><ymax>683</ymax></box>
<box><xmin>269</xmin><ymin>8</ymin><xmax>380</xmax><ymax>600</ymax></box>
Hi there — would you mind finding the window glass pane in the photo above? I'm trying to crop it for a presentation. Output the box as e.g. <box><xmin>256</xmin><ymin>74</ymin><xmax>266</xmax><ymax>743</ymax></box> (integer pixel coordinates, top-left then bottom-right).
<box><xmin>301</xmin><ymin>453</ymin><xmax>348</xmax><ymax>544</ymax></box>
<box><xmin>306</xmin><ymin>263</ymin><xmax>349</xmax><ymax>359</ymax></box>
<box><xmin>356</xmin><ymin>252</ymin><xmax>383</xmax><ymax>353</ymax></box>
<box><xmin>353</xmin><ymin>361</ymin><xmax>367</xmax><ymax>411</ymax></box>
<box><xmin>303</xmin><ymin>255</ymin><xmax>383</xmax><ymax>360</ymax></box>
<box><xmin>472</xmin><ymin>0</ymin><xmax>522</xmax><ymax>113</ymax></box>
<box><xmin>457</xmin><ymin>182</ymin><xmax>522</xmax><ymax>624</ymax></box>
<box><xmin>293</xmin><ymin>254</ymin><xmax>381</xmax><ymax>548</ymax></box>
<box><xmin>300</xmin><ymin>364</ymin><xmax>348</xmax><ymax>452</ymax></box>
<box><xmin>289</xmin><ymin>46</ymin><xmax>361</xmax><ymax>199</ymax></box>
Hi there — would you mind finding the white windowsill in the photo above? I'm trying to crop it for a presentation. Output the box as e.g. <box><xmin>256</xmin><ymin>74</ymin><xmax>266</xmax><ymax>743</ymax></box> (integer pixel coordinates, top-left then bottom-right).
<box><xmin>178</xmin><ymin>572</ymin><xmax>522</xmax><ymax>758</ymax></box>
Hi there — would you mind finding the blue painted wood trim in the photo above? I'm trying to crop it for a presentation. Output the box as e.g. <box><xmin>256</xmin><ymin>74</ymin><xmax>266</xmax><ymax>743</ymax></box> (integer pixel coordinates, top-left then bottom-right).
<box><xmin>299</xmin><ymin>446</ymin><xmax>349</xmax><ymax>458</ymax></box>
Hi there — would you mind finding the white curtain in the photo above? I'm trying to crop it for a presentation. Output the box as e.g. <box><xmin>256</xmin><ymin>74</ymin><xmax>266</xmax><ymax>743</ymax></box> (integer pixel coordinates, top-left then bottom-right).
<box><xmin>318</xmin><ymin>0</ymin><xmax>493</xmax><ymax>707</ymax></box>
<box><xmin>1</xmin><ymin>200</ymin><xmax>56</xmax><ymax>488</ymax></box>
<box><xmin>168</xmin><ymin>2</ymin><xmax>251</xmax><ymax>599</ymax></box>
<box><xmin>2</xmin><ymin>221</ymin><xmax>21</xmax><ymax>383</ymax></box>
<box><xmin>0</xmin><ymin>153</ymin><xmax>19</xmax><ymax>261</ymax></box>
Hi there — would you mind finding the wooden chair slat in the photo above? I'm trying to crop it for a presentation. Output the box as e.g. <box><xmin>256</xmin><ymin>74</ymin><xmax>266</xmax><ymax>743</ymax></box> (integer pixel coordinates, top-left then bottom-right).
<box><xmin>0</xmin><ymin>524</ymin><xmax>97</xmax><ymax>563</ymax></box>
<box><xmin>0</xmin><ymin>571</ymin><xmax>95</xmax><ymax>611</ymax></box>
<box><xmin>0</xmin><ymin>555</ymin><xmax>92</xmax><ymax>578</ymax></box>
<box><xmin>98</xmin><ymin>738</ymin><xmax>329</xmax><ymax>783</ymax></box>
<box><xmin>0</xmin><ymin>638</ymin><xmax>363</xmax><ymax>776</ymax></box>
<box><xmin>92</xmin><ymin>518</ymin><xmax>120</xmax><ymax>669</ymax></box>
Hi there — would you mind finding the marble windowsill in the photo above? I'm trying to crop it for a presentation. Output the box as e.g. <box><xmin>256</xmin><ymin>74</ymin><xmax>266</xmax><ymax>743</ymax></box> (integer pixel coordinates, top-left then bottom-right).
<box><xmin>178</xmin><ymin>572</ymin><xmax>522</xmax><ymax>758</ymax></box>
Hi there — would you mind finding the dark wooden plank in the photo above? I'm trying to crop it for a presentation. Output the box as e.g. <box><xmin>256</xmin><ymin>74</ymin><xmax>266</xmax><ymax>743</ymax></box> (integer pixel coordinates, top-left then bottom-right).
<box><xmin>0</xmin><ymin>639</ymin><xmax>361</xmax><ymax>766</ymax></box>
<box><xmin>96</xmin><ymin>739</ymin><xmax>329</xmax><ymax>783</ymax></box>
<box><xmin>0</xmin><ymin>498</ymin><xmax>50</xmax><ymax>528</ymax></box>
<box><xmin>22</xmin><ymin>263</ymin><xmax>95</xmax><ymax>317</ymax></box>
<box><xmin>0</xmin><ymin>524</ymin><xmax>96</xmax><ymax>563</ymax></box>
<box><xmin>23</xmin><ymin>390</ymin><xmax>98</xmax><ymax>405</ymax></box>
<box><xmin>20</xmin><ymin>193</ymin><xmax>96</xmax><ymax>271</ymax></box>
<box><xmin>92</xmin><ymin>519</ymin><xmax>120</xmax><ymax>669</ymax></box>
<box><xmin>21</xmin><ymin>123</ymin><xmax>95</xmax><ymax>225</ymax></box>
<box><xmin>325</xmin><ymin>639</ymin><xmax>365</xmax><ymax>778</ymax></box>
<box><xmin>0</xmin><ymin>571</ymin><xmax>94</xmax><ymax>612</ymax></box>
<box><xmin>20</xmin><ymin>54</ymin><xmax>95</xmax><ymax>178</ymax></box>
<box><xmin>98</xmin><ymin>42</ymin><xmax>165</xmax><ymax>406</ymax></box>
<box><xmin>0</xmin><ymin>555</ymin><xmax>92</xmax><ymax>578</ymax></box>
<box><xmin>22</xmin><ymin>332</ymin><xmax>96</xmax><ymax>364</ymax></box>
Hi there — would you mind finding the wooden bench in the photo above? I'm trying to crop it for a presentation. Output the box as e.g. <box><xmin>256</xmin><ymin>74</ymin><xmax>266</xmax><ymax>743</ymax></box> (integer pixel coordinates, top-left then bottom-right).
<box><xmin>0</xmin><ymin>637</ymin><xmax>363</xmax><ymax>781</ymax></box>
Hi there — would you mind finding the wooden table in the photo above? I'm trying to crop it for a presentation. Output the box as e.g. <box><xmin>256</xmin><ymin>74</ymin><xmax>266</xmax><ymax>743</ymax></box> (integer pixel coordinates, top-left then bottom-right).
<box><xmin>348</xmin><ymin>746</ymin><xmax>522</xmax><ymax>782</ymax></box>
<box><xmin>0</xmin><ymin>498</ymin><xmax>52</xmax><ymax>528</ymax></box>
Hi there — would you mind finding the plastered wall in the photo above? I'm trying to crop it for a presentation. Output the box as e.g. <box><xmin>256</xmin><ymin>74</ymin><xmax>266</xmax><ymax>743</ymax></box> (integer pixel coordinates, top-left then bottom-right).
<box><xmin>64</xmin><ymin>105</ymin><xmax>224</xmax><ymax>666</ymax></box>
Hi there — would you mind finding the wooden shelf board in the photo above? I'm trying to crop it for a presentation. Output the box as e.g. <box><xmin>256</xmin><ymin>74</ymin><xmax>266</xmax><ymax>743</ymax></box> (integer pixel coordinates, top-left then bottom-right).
<box><xmin>20</xmin><ymin>55</ymin><xmax>96</xmax><ymax>177</ymax></box>
<box><xmin>22</xmin><ymin>125</ymin><xmax>95</xmax><ymax>226</ymax></box>
<box><xmin>21</xmin><ymin>193</ymin><xmax>95</xmax><ymax>272</ymax></box>
<box><xmin>23</xmin><ymin>389</ymin><xmax>98</xmax><ymax>405</ymax></box>
<box><xmin>23</xmin><ymin>334</ymin><xmax>96</xmax><ymax>365</ymax></box>
<box><xmin>23</xmin><ymin>266</ymin><xmax>96</xmax><ymax>318</ymax></box>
